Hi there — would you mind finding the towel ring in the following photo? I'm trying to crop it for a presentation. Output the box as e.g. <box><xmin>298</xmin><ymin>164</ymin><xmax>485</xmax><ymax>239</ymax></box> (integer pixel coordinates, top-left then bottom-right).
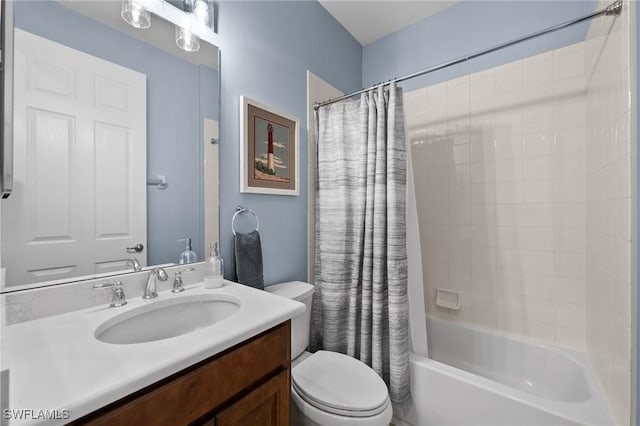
<box><xmin>232</xmin><ymin>206</ymin><xmax>259</xmax><ymax>236</ymax></box>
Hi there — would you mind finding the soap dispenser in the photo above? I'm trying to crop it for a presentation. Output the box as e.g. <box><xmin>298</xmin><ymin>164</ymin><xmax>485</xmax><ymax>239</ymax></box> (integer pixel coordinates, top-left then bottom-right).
<box><xmin>204</xmin><ymin>242</ymin><xmax>224</xmax><ymax>289</ymax></box>
<box><xmin>178</xmin><ymin>238</ymin><xmax>197</xmax><ymax>264</ymax></box>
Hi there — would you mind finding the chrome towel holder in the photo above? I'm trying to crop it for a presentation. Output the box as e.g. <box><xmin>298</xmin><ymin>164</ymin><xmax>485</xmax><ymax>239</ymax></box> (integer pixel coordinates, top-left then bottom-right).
<box><xmin>232</xmin><ymin>205</ymin><xmax>259</xmax><ymax>235</ymax></box>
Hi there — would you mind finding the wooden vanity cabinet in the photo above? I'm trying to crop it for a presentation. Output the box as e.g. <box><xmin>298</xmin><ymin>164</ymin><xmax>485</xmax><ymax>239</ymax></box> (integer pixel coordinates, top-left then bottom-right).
<box><xmin>73</xmin><ymin>321</ymin><xmax>291</xmax><ymax>426</ymax></box>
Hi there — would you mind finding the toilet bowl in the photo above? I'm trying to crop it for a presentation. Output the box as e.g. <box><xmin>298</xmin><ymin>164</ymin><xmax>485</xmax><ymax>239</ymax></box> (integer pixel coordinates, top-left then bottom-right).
<box><xmin>266</xmin><ymin>281</ymin><xmax>393</xmax><ymax>426</ymax></box>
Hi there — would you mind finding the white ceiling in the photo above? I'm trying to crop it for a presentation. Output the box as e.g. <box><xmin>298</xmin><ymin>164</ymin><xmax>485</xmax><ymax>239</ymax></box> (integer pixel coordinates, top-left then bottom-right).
<box><xmin>319</xmin><ymin>1</ymin><xmax>459</xmax><ymax>46</ymax></box>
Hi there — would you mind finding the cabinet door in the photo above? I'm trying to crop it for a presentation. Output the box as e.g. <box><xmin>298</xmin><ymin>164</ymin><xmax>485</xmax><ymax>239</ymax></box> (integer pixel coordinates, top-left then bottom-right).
<box><xmin>215</xmin><ymin>369</ymin><xmax>290</xmax><ymax>426</ymax></box>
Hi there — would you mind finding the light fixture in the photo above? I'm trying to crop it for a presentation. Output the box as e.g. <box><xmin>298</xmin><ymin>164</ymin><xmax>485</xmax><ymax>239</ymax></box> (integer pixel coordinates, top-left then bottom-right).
<box><xmin>121</xmin><ymin>0</ymin><xmax>151</xmax><ymax>29</ymax></box>
<box><xmin>193</xmin><ymin>0</ymin><xmax>211</xmax><ymax>27</ymax></box>
<box><xmin>175</xmin><ymin>0</ymin><xmax>213</xmax><ymax>52</ymax></box>
<box><xmin>120</xmin><ymin>0</ymin><xmax>215</xmax><ymax>52</ymax></box>
<box><xmin>175</xmin><ymin>26</ymin><xmax>200</xmax><ymax>52</ymax></box>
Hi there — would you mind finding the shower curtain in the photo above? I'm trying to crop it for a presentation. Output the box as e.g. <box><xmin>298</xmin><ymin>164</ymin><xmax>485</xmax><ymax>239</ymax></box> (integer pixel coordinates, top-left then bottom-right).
<box><xmin>311</xmin><ymin>82</ymin><xmax>410</xmax><ymax>404</ymax></box>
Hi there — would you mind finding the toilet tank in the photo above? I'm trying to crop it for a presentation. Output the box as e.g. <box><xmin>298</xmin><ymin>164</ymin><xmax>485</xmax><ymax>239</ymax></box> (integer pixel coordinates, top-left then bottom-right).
<box><xmin>265</xmin><ymin>281</ymin><xmax>314</xmax><ymax>358</ymax></box>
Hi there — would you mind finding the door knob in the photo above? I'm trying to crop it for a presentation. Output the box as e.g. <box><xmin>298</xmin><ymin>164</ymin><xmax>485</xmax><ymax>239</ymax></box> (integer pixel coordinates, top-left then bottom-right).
<box><xmin>126</xmin><ymin>243</ymin><xmax>144</xmax><ymax>253</ymax></box>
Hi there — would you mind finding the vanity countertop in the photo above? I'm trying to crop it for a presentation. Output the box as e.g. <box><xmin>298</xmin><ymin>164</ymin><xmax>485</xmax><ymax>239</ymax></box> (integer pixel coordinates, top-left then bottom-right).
<box><xmin>1</xmin><ymin>281</ymin><xmax>305</xmax><ymax>425</ymax></box>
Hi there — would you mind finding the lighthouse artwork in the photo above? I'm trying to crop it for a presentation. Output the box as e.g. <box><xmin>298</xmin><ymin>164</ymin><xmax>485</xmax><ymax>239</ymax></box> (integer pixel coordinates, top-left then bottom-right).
<box><xmin>253</xmin><ymin>119</ymin><xmax>290</xmax><ymax>183</ymax></box>
<box><xmin>241</xmin><ymin>96</ymin><xmax>299</xmax><ymax>195</ymax></box>
<box><xmin>267</xmin><ymin>123</ymin><xmax>275</xmax><ymax>172</ymax></box>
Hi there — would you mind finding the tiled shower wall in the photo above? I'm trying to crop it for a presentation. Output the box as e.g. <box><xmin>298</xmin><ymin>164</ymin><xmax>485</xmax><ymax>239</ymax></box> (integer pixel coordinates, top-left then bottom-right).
<box><xmin>584</xmin><ymin>1</ymin><xmax>633</xmax><ymax>424</ymax></box>
<box><xmin>405</xmin><ymin>41</ymin><xmax>589</xmax><ymax>350</ymax></box>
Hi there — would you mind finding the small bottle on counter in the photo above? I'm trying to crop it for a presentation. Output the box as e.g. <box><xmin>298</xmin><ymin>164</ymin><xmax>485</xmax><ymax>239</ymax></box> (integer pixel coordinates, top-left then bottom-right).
<box><xmin>204</xmin><ymin>242</ymin><xmax>224</xmax><ymax>289</ymax></box>
<box><xmin>178</xmin><ymin>237</ymin><xmax>197</xmax><ymax>264</ymax></box>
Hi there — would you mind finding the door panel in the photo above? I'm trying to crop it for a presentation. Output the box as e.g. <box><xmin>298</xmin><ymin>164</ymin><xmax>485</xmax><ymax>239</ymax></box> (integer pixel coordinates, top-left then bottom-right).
<box><xmin>2</xmin><ymin>29</ymin><xmax>147</xmax><ymax>286</ymax></box>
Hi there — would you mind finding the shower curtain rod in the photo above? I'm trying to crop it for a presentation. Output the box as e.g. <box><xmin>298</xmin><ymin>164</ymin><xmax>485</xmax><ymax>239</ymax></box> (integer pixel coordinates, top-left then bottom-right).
<box><xmin>313</xmin><ymin>0</ymin><xmax>623</xmax><ymax>110</ymax></box>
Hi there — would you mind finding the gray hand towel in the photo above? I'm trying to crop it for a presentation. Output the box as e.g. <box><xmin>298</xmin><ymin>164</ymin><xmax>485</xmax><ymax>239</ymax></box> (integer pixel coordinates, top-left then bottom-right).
<box><xmin>233</xmin><ymin>230</ymin><xmax>264</xmax><ymax>290</ymax></box>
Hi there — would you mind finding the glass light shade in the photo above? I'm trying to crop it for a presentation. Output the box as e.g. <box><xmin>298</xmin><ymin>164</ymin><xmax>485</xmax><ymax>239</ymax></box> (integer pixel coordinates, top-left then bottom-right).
<box><xmin>121</xmin><ymin>0</ymin><xmax>151</xmax><ymax>29</ymax></box>
<box><xmin>175</xmin><ymin>26</ymin><xmax>200</xmax><ymax>52</ymax></box>
<box><xmin>193</xmin><ymin>0</ymin><xmax>210</xmax><ymax>26</ymax></box>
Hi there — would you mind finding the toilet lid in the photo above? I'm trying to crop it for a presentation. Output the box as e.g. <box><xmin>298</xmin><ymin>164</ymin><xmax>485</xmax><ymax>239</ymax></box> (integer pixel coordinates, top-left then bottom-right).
<box><xmin>292</xmin><ymin>350</ymin><xmax>390</xmax><ymax>417</ymax></box>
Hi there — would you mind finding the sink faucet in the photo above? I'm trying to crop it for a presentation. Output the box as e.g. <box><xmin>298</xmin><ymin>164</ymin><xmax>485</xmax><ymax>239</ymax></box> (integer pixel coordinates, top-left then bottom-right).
<box><xmin>172</xmin><ymin>267</ymin><xmax>195</xmax><ymax>293</ymax></box>
<box><xmin>143</xmin><ymin>267</ymin><xmax>168</xmax><ymax>299</ymax></box>
<box><xmin>94</xmin><ymin>281</ymin><xmax>127</xmax><ymax>307</ymax></box>
<box><xmin>126</xmin><ymin>258</ymin><xmax>142</xmax><ymax>272</ymax></box>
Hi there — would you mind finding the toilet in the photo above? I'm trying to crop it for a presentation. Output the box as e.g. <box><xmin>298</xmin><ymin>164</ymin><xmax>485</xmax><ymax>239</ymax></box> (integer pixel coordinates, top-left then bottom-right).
<box><xmin>266</xmin><ymin>281</ymin><xmax>393</xmax><ymax>426</ymax></box>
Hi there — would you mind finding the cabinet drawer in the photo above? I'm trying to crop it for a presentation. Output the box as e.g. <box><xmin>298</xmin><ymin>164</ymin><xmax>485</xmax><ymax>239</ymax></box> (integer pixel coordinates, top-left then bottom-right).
<box><xmin>76</xmin><ymin>321</ymin><xmax>291</xmax><ymax>426</ymax></box>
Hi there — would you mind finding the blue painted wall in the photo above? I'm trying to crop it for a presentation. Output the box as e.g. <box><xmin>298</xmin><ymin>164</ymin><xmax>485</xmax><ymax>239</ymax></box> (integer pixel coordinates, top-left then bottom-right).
<box><xmin>363</xmin><ymin>0</ymin><xmax>595</xmax><ymax>91</ymax></box>
<box><xmin>216</xmin><ymin>1</ymin><xmax>361</xmax><ymax>284</ymax></box>
<box><xmin>14</xmin><ymin>1</ymin><xmax>219</xmax><ymax>266</ymax></box>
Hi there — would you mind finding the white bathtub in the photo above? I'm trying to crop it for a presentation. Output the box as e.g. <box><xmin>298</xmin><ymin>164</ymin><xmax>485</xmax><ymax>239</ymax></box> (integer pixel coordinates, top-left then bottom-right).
<box><xmin>393</xmin><ymin>317</ymin><xmax>614</xmax><ymax>426</ymax></box>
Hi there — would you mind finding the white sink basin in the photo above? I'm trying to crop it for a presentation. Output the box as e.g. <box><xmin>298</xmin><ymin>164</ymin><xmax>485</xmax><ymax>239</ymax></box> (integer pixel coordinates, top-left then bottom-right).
<box><xmin>95</xmin><ymin>294</ymin><xmax>241</xmax><ymax>344</ymax></box>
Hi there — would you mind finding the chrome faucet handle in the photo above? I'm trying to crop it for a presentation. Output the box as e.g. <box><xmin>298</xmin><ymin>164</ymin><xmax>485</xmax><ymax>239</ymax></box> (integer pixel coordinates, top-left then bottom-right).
<box><xmin>156</xmin><ymin>267</ymin><xmax>168</xmax><ymax>281</ymax></box>
<box><xmin>126</xmin><ymin>258</ymin><xmax>142</xmax><ymax>272</ymax></box>
<box><xmin>94</xmin><ymin>281</ymin><xmax>127</xmax><ymax>308</ymax></box>
<box><xmin>172</xmin><ymin>267</ymin><xmax>195</xmax><ymax>293</ymax></box>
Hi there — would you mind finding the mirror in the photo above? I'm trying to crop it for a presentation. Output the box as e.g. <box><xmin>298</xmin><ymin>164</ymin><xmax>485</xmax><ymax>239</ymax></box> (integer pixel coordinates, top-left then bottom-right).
<box><xmin>0</xmin><ymin>0</ymin><xmax>220</xmax><ymax>291</ymax></box>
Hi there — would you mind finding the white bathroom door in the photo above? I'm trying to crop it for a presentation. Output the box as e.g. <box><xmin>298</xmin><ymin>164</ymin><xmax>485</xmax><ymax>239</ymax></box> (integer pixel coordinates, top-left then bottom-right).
<box><xmin>2</xmin><ymin>29</ymin><xmax>147</xmax><ymax>285</ymax></box>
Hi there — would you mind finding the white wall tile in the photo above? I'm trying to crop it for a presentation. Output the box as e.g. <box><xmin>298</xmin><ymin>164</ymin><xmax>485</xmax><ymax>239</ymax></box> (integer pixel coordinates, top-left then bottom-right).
<box><xmin>555</xmin><ymin>203</ymin><xmax>586</xmax><ymax>228</ymax></box>
<box><xmin>523</xmin><ymin>52</ymin><xmax>553</xmax><ymax>86</ymax></box>
<box><xmin>555</xmin><ymin>228</ymin><xmax>586</xmax><ymax>254</ymax></box>
<box><xmin>495</xmin><ymin>181</ymin><xmax>523</xmax><ymax>203</ymax></box>
<box><xmin>556</xmin><ymin>127</ymin><xmax>586</xmax><ymax>153</ymax></box>
<box><xmin>449</xmin><ymin>184</ymin><xmax>472</xmax><ymax>205</ymax></box>
<box><xmin>554</xmin><ymin>75</ymin><xmax>586</xmax><ymax>98</ymax></box>
<box><xmin>495</xmin><ymin>204</ymin><xmax>520</xmax><ymax>227</ymax></box>
<box><xmin>557</xmin><ymin>302</ymin><xmax>586</xmax><ymax>329</ymax></box>
<box><xmin>522</xmin><ymin>250</ymin><xmax>555</xmax><ymax>275</ymax></box>
<box><xmin>524</xmin><ymin>273</ymin><xmax>556</xmax><ymax>299</ymax></box>
<box><xmin>522</xmin><ymin>103</ymin><xmax>555</xmax><ymax>134</ymax></box>
<box><xmin>556</xmin><ymin>277</ymin><xmax>585</xmax><ymax>304</ymax></box>
<box><xmin>554</xmin><ymin>43</ymin><xmax>585</xmax><ymax>81</ymax></box>
<box><xmin>495</xmin><ymin>226</ymin><xmax>522</xmax><ymax>249</ymax></box>
<box><xmin>494</xmin><ymin>136</ymin><xmax>524</xmax><ymax>160</ymax></box>
<box><xmin>612</xmin><ymin>198</ymin><xmax>630</xmax><ymax>240</ymax></box>
<box><xmin>470</xmin><ymin>70</ymin><xmax>495</xmax><ymax>100</ymax></box>
<box><xmin>405</xmin><ymin>37</ymin><xmax>631</xmax><ymax>373</ymax></box>
<box><xmin>497</xmin><ymin>314</ymin><xmax>525</xmax><ymax>334</ymax></box>
<box><xmin>495</xmin><ymin>63</ymin><xmax>522</xmax><ymax>95</ymax></box>
<box><xmin>452</xmin><ymin>143</ymin><xmax>471</xmax><ymax>164</ymax></box>
<box><xmin>496</xmin><ymin>270</ymin><xmax>526</xmax><ymax>295</ymax></box>
<box><xmin>471</xmin><ymin>183</ymin><xmax>497</xmax><ymax>204</ymax></box>
<box><xmin>447</xmin><ymin>77</ymin><xmax>470</xmax><ymax>103</ymax></box>
<box><xmin>526</xmin><ymin>320</ymin><xmax>556</xmax><ymax>341</ymax></box>
<box><xmin>471</xmin><ymin>308</ymin><xmax>498</xmax><ymax>328</ymax></box>
<box><xmin>450</xmin><ymin>163</ymin><xmax>471</xmax><ymax>185</ymax></box>
<box><xmin>524</xmin><ymin>179</ymin><xmax>555</xmax><ymax>203</ymax></box>
<box><xmin>555</xmin><ymin>151</ymin><xmax>586</xmax><ymax>179</ymax></box>
<box><xmin>425</xmin><ymin>165</ymin><xmax>449</xmax><ymax>186</ymax></box>
<box><xmin>523</xmin><ymin>131</ymin><xmax>555</xmax><ymax>157</ymax></box>
<box><xmin>556</xmin><ymin>252</ymin><xmax>586</xmax><ymax>280</ymax></box>
<box><xmin>450</xmin><ymin>204</ymin><xmax>472</xmax><ymax>225</ymax></box>
<box><xmin>524</xmin><ymin>156</ymin><xmax>554</xmax><ymax>180</ymax></box>
<box><xmin>525</xmin><ymin>296</ymin><xmax>557</xmax><ymax>323</ymax></box>
<box><xmin>524</xmin><ymin>227</ymin><xmax>554</xmax><ymax>251</ymax></box>
<box><xmin>556</xmin><ymin>326</ymin><xmax>586</xmax><ymax>349</ymax></box>
<box><xmin>555</xmin><ymin>178</ymin><xmax>585</xmax><ymax>203</ymax></box>
<box><xmin>555</xmin><ymin>97</ymin><xmax>586</xmax><ymax>129</ymax></box>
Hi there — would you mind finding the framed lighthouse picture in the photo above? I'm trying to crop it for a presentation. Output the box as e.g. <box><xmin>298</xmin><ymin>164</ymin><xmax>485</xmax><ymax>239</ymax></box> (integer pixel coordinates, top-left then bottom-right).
<box><xmin>240</xmin><ymin>96</ymin><xmax>300</xmax><ymax>196</ymax></box>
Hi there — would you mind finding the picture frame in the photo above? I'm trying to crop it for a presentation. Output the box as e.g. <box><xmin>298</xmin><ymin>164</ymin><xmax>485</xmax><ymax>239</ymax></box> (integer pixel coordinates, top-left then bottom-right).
<box><xmin>240</xmin><ymin>96</ymin><xmax>299</xmax><ymax>196</ymax></box>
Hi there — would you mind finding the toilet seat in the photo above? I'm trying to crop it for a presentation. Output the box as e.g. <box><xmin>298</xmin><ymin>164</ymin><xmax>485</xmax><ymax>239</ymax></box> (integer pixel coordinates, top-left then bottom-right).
<box><xmin>292</xmin><ymin>350</ymin><xmax>390</xmax><ymax>418</ymax></box>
